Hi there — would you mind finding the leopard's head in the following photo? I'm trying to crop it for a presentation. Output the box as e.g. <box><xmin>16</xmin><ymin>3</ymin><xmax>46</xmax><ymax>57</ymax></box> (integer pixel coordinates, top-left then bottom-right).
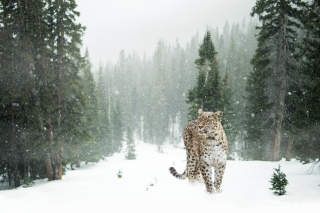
<box><xmin>197</xmin><ymin>109</ymin><xmax>223</xmax><ymax>136</ymax></box>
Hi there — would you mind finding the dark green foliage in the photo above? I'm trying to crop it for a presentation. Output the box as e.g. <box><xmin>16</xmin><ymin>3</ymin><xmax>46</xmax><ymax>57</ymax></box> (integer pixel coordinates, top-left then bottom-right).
<box><xmin>76</xmin><ymin>49</ymin><xmax>103</xmax><ymax>164</ymax></box>
<box><xmin>185</xmin><ymin>31</ymin><xmax>234</xmax><ymax>155</ymax></box>
<box><xmin>244</xmin><ymin>46</ymin><xmax>273</xmax><ymax>160</ymax></box>
<box><xmin>269</xmin><ymin>165</ymin><xmax>288</xmax><ymax>196</ymax></box>
<box><xmin>186</xmin><ymin>31</ymin><xmax>230</xmax><ymax>120</ymax></box>
<box><xmin>0</xmin><ymin>0</ymin><xmax>60</xmax><ymax>187</ymax></box>
<box><xmin>245</xmin><ymin>0</ymin><xmax>306</xmax><ymax>161</ymax></box>
<box><xmin>95</xmin><ymin>65</ymin><xmax>124</xmax><ymax>157</ymax></box>
<box><xmin>0</xmin><ymin>0</ymin><xmax>121</xmax><ymax>189</ymax></box>
<box><xmin>195</xmin><ymin>31</ymin><xmax>217</xmax><ymax>67</ymax></box>
<box><xmin>289</xmin><ymin>0</ymin><xmax>320</xmax><ymax>163</ymax></box>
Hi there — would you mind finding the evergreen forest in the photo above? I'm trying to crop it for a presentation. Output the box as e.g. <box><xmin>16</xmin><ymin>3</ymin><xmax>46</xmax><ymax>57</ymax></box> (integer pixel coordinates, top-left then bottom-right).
<box><xmin>0</xmin><ymin>0</ymin><xmax>319</xmax><ymax>189</ymax></box>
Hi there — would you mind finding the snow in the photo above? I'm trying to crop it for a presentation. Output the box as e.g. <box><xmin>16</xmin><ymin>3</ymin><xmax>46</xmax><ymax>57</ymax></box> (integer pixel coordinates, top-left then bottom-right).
<box><xmin>1</xmin><ymin>140</ymin><xmax>320</xmax><ymax>212</ymax></box>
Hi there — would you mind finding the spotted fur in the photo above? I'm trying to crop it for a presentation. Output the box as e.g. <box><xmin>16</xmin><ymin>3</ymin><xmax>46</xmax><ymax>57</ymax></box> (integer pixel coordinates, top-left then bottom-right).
<box><xmin>169</xmin><ymin>109</ymin><xmax>228</xmax><ymax>193</ymax></box>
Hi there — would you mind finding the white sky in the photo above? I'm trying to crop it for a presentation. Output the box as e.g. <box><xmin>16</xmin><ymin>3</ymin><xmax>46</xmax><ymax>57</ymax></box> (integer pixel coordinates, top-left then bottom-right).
<box><xmin>76</xmin><ymin>0</ymin><xmax>257</xmax><ymax>69</ymax></box>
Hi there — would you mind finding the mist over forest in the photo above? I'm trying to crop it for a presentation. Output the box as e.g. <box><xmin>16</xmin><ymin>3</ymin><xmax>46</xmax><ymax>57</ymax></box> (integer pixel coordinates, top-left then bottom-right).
<box><xmin>95</xmin><ymin>20</ymin><xmax>258</xmax><ymax>157</ymax></box>
<box><xmin>0</xmin><ymin>0</ymin><xmax>319</xmax><ymax>189</ymax></box>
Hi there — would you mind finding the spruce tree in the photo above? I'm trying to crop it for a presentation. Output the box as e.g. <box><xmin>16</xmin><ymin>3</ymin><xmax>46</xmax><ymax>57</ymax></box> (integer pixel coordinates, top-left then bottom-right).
<box><xmin>96</xmin><ymin>64</ymin><xmax>112</xmax><ymax>155</ymax></box>
<box><xmin>290</xmin><ymin>0</ymin><xmax>320</xmax><ymax>162</ymax></box>
<box><xmin>186</xmin><ymin>31</ymin><xmax>225</xmax><ymax>121</ymax></box>
<box><xmin>269</xmin><ymin>165</ymin><xmax>288</xmax><ymax>196</ymax></box>
<box><xmin>0</xmin><ymin>0</ymin><xmax>48</xmax><ymax>187</ymax></box>
<box><xmin>77</xmin><ymin>49</ymin><xmax>101</xmax><ymax>164</ymax></box>
<box><xmin>246</xmin><ymin>0</ymin><xmax>305</xmax><ymax>161</ymax></box>
<box><xmin>0</xmin><ymin>0</ymin><xmax>87</xmax><ymax>186</ymax></box>
<box><xmin>49</xmin><ymin>0</ymin><xmax>86</xmax><ymax>179</ymax></box>
<box><xmin>244</xmin><ymin>44</ymin><xmax>273</xmax><ymax>160</ymax></box>
<box><xmin>186</xmin><ymin>32</ymin><xmax>233</xmax><ymax>156</ymax></box>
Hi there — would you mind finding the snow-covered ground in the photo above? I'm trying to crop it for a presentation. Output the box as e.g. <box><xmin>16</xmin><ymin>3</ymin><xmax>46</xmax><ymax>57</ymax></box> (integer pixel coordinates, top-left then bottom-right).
<box><xmin>1</xmin><ymin>140</ymin><xmax>320</xmax><ymax>212</ymax></box>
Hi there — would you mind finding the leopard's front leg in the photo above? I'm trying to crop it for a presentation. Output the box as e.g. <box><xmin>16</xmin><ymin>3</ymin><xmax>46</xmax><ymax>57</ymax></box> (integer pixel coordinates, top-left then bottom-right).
<box><xmin>200</xmin><ymin>157</ymin><xmax>215</xmax><ymax>193</ymax></box>
<box><xmin>185</xmin><ymin>148</ymin><xmax>202</xmax><ymax>182</ymax></box>
<box><xmin>213</xmin><ymin>147</ymin><xmax>227</xmax><ymax>192</ymax></box>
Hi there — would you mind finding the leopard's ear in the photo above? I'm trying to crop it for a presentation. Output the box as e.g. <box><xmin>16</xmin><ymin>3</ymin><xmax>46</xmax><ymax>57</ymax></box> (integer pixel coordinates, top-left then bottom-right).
<box><xmin>214</xmin><ymin>111</ymin><xmax>223</xmax><ymax>119</ymax></box>
<box><xmin>198</xmin><ymin>108</ymin><xmax>204</xmax><ymax>118</ymax></box>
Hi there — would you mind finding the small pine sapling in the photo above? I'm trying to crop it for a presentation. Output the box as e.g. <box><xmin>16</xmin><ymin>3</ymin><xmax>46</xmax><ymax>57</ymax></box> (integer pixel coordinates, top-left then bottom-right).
<box><xmin>269</xmin><ymin>165</ymin><xmax>288</xmax><ymax>196</ymax></box>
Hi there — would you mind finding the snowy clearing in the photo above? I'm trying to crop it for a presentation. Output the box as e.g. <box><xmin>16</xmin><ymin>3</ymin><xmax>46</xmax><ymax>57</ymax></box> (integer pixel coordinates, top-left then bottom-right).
<box><xmin>1</xmin><ymin>140</ymin><xmax>320</xmax><ymax>212</ymax></box>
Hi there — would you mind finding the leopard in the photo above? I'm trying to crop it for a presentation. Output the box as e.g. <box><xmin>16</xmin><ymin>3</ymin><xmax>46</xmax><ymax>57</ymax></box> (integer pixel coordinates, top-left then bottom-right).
<box><xmin>169</xmin><ymin>109</ymin><xmax>228</xmax><ymax>193</ymax></box>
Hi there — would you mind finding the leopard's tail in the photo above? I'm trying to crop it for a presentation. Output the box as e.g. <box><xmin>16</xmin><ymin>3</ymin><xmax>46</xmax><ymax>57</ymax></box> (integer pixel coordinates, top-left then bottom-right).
<box><xmin>169</xmin><ymin>167</ymin><xmax>187</xmax><ymax>180</ymax></box>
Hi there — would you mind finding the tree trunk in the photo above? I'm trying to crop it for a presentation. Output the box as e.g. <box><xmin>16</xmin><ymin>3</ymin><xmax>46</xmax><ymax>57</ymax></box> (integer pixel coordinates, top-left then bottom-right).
<box><xmin>286</xmin><ymin>138</ymin><xmax>293</xmax><ymax>161</ymax></box>
<box><xmin>7</xmin><ymin>167</ymin><xmax>12</xmax><ymax>187</ymax></box>
<box><xmin>11</xmin><ymin>112</ymin><xmax>21</xmax><ymax>187</ymax></box>
<box><xmin>271</xmin><ymin>115</ymin><xmax>282</xmax><ymax>161</ymax></box>
<box><xmin>270</xmin><ymin>11</ymin><xmax>287</xmax><ymax>161</ymax></box>
<box><xmin>47</xmin><ymin>118</ymin><xmax>57</xmax><ymax>179</ymax></box>
<box><xmin>56</xmin><ymin>140</ymin><xmax>64</xmax><ymax>180</ymax></box>
<box><xmin>56</xmin><ymin>0</ymin><xmax>65</xmax><ymax>180</ymax></box>
<box><xmin>13</xmin><ymin>164</ymin><xmax>21</xmax><ymax>188</ymax></box>
<box><xmin>45</xmin><ymin>153</ymin><xmax>54</xmax><ymax>180</ymax></box>
<box><xmin>76</xmin><ymin>156</ymin><xmax>80</xmax><ymax>168</ymax></box>
<box><xmin>39</xmin><ymin>115</ymin><xmax>54</xmax><ymax>180</ymax></box>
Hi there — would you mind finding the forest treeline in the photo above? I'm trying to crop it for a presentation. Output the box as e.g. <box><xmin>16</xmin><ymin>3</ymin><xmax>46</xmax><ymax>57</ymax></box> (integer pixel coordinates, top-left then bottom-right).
<box><xmin>0</xmin><ymin>0</ymin><xmax>319</xmax><ymax>189</ymax></box>
<box><xmin>98</xmin><ymin>20</ymin><xmax>258</xmax><ymax>153</ymax></box>
<box><xmin>0</xmin><ymin>0</ymin><xmax>123</xmax><ymax>189</ymax></box>
<box><xmin>97</xmin><ymin>0</ymin><xmax>320</xmax><ymax>163</ymax></box>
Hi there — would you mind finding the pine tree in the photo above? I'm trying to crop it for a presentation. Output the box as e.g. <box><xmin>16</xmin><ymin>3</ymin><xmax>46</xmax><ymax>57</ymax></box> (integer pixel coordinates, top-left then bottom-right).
<box><xmin>289</xmin><ymin>0</ymin><xmax>320</xmax><ymax>162</ymax></box>
<box><xmin>269</xmin><ymin>165</ymin><xmax>288</xmax><ymax>196</ymax></box>
<box><xmin>244</xmin><ymin>43</ymin><xmax>273</xmax><ymax>160</ymax></box>
<box><xmin>0</xmin><ymin>0</ymin><xmax>87</xmax><ymax>186</ymax></box>
<box><xmin>0</xmin><ymin>0</ymin><xmax>49</xmax><ymax>187</ymax></box>
<box><xmin>47</xmin><ymin>0</ymin><xmax>86</xmax><ymax>179</ymax></box>
<box><xmin>186</xmin><ymin>31</ymin><xmax>225</xmax><ymax>121</ymax></box>
<box><xmin>186</xmin><ymin>31</ymin><xmax>233</xmax><ymax>133</ymax></box>
<box><xmin>76</xmin><ymin>49</ymin><xmax>102</xmax><ymax>164</ymax></box>
<box><xmin>96</xmin><ymin>64</ymin><xmax>112</xmax><ymax>155</ymax></box>
<box><xmin>246</xmin><ymin>0</ymin><xmax>306</xmax><ymax>161</ymax></box>
<box><xmin>225</xmin><ymin>23</ymin><xmax>255</xmax><ymax>158</ymax></box>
